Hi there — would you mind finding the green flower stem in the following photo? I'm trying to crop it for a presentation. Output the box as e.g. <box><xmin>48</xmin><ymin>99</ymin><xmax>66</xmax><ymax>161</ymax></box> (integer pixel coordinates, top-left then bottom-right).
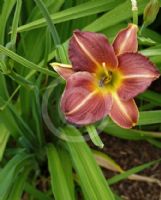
<box><xmin>131</xmin><ymin>0</ymin><xmax>138</xmax><ymax>25</ymax></box>
<box><xmin>132</xmin><ymin>9</ymin><xmax>138</xmax><ymax>25</ymax></box>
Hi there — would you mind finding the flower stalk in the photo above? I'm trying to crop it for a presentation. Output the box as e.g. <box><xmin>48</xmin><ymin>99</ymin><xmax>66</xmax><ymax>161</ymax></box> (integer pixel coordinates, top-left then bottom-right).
<box><xmin>131</xmin><ymin>0</ymin><xmax>138</xmax><ymax>25</ymax></box>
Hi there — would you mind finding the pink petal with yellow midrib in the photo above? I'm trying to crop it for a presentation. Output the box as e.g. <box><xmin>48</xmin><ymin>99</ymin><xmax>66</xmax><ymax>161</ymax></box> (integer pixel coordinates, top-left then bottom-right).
<box><xmin>117</xmin><ymin>53</ymin><xmax>160</xmax><ymax>101</ymax></box>
<box><xmin>113</xmin><ymin>24</ymin><xmax>138</xmax><ymax>56</ymax></box>
<box><xmin>50</xmin><ymin>63</ymin><xmax>74</xmax><ymax>80</ymax></box>
<box><xmin>109</xmin><ymin>94</ymin><xmax>139</xmax><ymax>129</ymax></box>
<box><xmin>69</xmin><ymin>30</ymin><xmax>118</xmax><ymax>73</ymax></box>
<box><xmin>61</xmin><ymin>72</ymin><xmax>112</xmax><ymax>125</ymax></box>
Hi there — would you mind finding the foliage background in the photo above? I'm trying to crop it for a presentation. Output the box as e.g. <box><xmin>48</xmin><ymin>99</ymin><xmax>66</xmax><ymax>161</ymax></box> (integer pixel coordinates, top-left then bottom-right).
<box><xmin>0</xmin><ymin>0</ymin><xmax>161</xmax><ymax>199</ymax></box>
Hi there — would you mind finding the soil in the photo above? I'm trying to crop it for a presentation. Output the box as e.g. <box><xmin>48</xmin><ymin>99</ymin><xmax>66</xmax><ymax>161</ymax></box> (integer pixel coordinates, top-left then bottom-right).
<box><xmin>93</xmin><ymin>133</ymin><xmax>161</xmax><ymax>200</ymax></box>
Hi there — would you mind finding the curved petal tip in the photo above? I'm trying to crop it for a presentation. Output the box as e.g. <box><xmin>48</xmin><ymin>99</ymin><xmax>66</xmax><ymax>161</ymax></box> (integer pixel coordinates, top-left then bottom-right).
<box><xmin>50</xmin><ymin>62</ymin><xmax>74</xmax><ymax>80</ymax></box>
<box><xmin>109</xmin><ymin>94</ymin><xmax>139</xmax><ymax>129</ymax></box>
<box><xmin>113</xmin><ymin>23</ymin><xmax>138</xmax><ymax>56</ymax></box>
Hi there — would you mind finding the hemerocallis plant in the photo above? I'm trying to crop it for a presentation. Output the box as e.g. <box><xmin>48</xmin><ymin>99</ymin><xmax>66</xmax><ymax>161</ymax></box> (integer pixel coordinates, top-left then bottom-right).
<box><xmin>51</xmin><ymin>24</ymin><xmax>160</xmax><ymax>128</ymax></box>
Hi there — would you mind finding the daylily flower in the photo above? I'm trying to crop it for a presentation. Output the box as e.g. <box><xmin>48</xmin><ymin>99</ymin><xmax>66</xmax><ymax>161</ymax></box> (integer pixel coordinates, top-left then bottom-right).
<box><xmin>51</xmin><ymin>24</ymin><xmax>160</xmax><ymax>128</ymax></box>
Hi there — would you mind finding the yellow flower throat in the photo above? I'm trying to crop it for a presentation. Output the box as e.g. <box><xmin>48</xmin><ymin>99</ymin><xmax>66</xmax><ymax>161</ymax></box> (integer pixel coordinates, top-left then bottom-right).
<box><xmin>96</xmin><ymin>63</ymin><xmax>122</xmax><ymax>92</ymax></box>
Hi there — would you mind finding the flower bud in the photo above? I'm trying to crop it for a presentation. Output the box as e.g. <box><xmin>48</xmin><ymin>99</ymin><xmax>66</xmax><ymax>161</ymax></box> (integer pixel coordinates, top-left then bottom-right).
<box><xmin>143</xmin><ymin>0</ymin><xmax>160</xmax><ymax>27</ymax></box>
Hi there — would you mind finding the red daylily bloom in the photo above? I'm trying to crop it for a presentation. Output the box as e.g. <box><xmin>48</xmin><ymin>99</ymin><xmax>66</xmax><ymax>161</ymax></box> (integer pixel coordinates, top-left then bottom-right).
<box><xmin>51</xmin><ymin>24</ymin><xmax>160</xmax><ymax>128</ymax></box>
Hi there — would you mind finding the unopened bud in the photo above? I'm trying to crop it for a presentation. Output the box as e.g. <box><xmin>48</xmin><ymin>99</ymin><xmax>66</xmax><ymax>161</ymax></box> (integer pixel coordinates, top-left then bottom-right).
<box><xmin>143</xmin><ymin>0</ymin><xmax>160</xmax><ymax>27</ymax></box>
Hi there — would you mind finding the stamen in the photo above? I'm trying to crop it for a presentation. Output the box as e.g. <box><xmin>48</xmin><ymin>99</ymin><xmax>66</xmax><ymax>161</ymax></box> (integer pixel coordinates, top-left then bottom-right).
<box><xmin>99</xmin><ymin>62</ymin><xmax>113</xmax><ymax>87</ymax></box>
<box><xmin>99</xmin><ymin>73</ymin><xmax>112</xmax><ymax>87</ymax></box>
<box><xmin>102</xmin><ymin>62</ymin><xmax>109</xmax><ymax>77</ymax></box>
<box><xmin>104</xmin><ymin>76</ymin><xmax>112</xmax><ymax>84</ymax></box>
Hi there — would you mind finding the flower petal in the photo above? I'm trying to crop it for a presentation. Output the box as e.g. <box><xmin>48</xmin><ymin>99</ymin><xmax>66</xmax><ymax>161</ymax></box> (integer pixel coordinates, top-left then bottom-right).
<box><xmin>109</xmin><ymin>94</ymin><xmax>139</xmax><ymax>128</ymax></box>
<box><xmin>113</xmin><ymin>24</ymin><xmax>138</xmax><ymax>56</ymax></box>
<box><xmin>69</xmin><ymin>30</ymin><xmax>118</xmax><ymax>73</ymax></box>
<box><xmin>50</xmin><ymin>62</ymin><xmax>74</xmax><ymax>80</ymax></box>
<box><xmin>61</xmin><ymin>71</ymin><xmax>112</xmax><ymax>125</ymax></box>
<box><xmin>117</xmin><ymin>53</ymin><xmax>160</xmax><ymax>101</ymax></box>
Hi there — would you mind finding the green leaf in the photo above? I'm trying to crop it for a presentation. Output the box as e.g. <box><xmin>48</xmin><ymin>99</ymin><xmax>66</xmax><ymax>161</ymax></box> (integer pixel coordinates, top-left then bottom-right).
<box><xmin>0</xmin><ymin>152</ymin><xmax>34</xmax><ymax>200</ymax></box>
<box><xmin>94</xmin><ymin>150</ymin><xmax>161</xmax><ymax>186</ymax></box>
<box><xmin>0</xmin><ymin>0</ymin><xmax>16</xmax><ymax>44</ymax></box>
<box><xmin>104</xmin><ymin>123</ymin><xmax>161</xmax><ymax>141</ymax></box>
<box><xmin>140</xmin><ymin>45</ymin><xmax>161</xmax><ymax>57</ymax></box>
<box><xmin>10</xmin><ymin>0</ymin><xmax>22</xmax><ymax>48</ymax></box>
<box><xmin>0</xmin><ymin>124</ymin><xmax>9</xmax><ymax>161</ymax></box>
<box><xmin>58</xmin><ymin>146</ymin><xmax>75</xmax><ymax>200</ymax></box>
<box><xmin>16</xmin><ymin>0</ymin><xmax>123</xmax><ymax>33</ymax></box>
<box><xmin>139</xmin><ymin>110</ymin><xmax>161</xmax><ymax>125</ymax></box>
<box><xmin>141</xmin><ymin>27</ymin><xmax>161</xmax><ymax>43</ymax></box>
<box><xmin>34</xmin><ymin>0</ymin><xmax>67</xmax><ymax>63</ymax></box>
<box><xmin>24</xmin><ymin>183</ymin><xmax>52</xmax><ymax>200</ymax></box>
<box><xmin>84</xmin><ymin>0</ymin><xmax>148</xmax><ymax>32</ymax></box>
<box><xmin>108</xmin><ymin>158</ymin><xmax>161</xmax><ymax>185</ymax></box>
<box><xmin>104</xmin><ymin>110</ymin><xmax>161</xmax><ymax>128</ymax></box>
<box><xmin>146</xmin><ymin>138</ymin><xmax>161</xmax><ymax>149</ymax></box>
<box><xmin>138</xmin><ymin>36</ymin><xmax>156</xmax><ymax>46</ymax></box>
<box><xmin>86</xmin><ymin>125</ymin><xmax>104</xmax><ymax>148</ymax></box>
<box><xmin>93</xmin><ymin>150</ymin><xmax>123</xmax><ymax>172</ymax></box>
<box><xmin>7</xmin><ymin>167</ymin><xmax>31</xmax><ymax>200</ymax></box>
<box><xmin>0</xmin><ymin>96</ymin><xmax>37</xmax><ymax>149</ymax></box>
<box><xmin>46</xmin><ymin>144</ymin><xmax>73</xmax><ymax>200</ymax></box>
<box><xmin>138</xmin><ymin>90</ymin><xmax>161</xmax><ymax>106</ymax></box>
<box><xmin>63</xmin><ymin>125</ymin><xmax>115</xmax><ymax>200</ymax></box>
<box><xmin>34</xmin><ymin>0</ymin><xmax>60</xmax><ymax>45</ymax></box>
<box><xmin>0</xmin><ymin>45</ymin><xmax>57</xmax><ymax>77</ymax></box>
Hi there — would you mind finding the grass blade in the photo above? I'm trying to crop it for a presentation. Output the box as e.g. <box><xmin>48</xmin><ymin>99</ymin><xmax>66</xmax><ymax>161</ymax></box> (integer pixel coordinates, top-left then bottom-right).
<box><xmin>0</xmin><ymin>0</ymin><xmax>16</xmax><ymax>44</ymax></box>
<box><xmin>138</xmin><ymin>90</ymin><xmax>161</xmax><ymax>106</ymax></box>
<box><xmin>7</xmin><ymin>167</ymin><xmax>31</xmax><ymax>200</ymax></box>
<box><xmin>10</xmin><ymin>0</ymin><xmax>22</xmax><ymax>48</ymax></box>
<box><xmin>63</xmin><ymin>125</ymin><xmax>115</xmax><ymax>200</ymax></box>
<box><xmin>0</xmin><ymin>124</ymin><xmax>9</xmax><ymax>161</ymax></box>
<box><xmin>102</xmin><ymin>110</ymin><xmax>161</xmax><ymax>128</ymax></box>
<box><xmin>104</xmin><ymin>124</ymin><xmax>161</xmax><ymax>140</ymax></box>
<box><xmin>108</xmin><ymin>159</ymin><xmax>161</xmax><ymax>185</ymax></box>
<box><xmin>84</xmin><ymin>0</ymin><xmax>148</xmax><ymax>32</ymax></box>
<box><xmin>34</xmin><ymin>0</ymin><xmax>67</xmax><ymax>63</ymax></box>
<box><xmin>34</xmin><ymin>0</ymin><xmax>60</xmax><ymax>45</ymax></box>
<box><xmin>0</xmin><ymin>152</ymin><xmax>34</xmax><ymax>200</ymax></box>
<box><xmin>24</xmin><ymin>183</ymin><xmax>52</xmax><ymax>200</ymax></box>
<box><xmin>0</xmin><ymin>45</ymin><xmax>56</xmax><ymax>77</ymax></box>
<box><xmin>86</xmin><ymin>125</ymin><xmax>104</xmax><ymax>148</ymax></box>
<box><xmin>46</xmin><ymin>144</ymin><xmax>73</xmax><ymax>200</ymax></box>
<box><xmin>16</xmin><ymin>0</ymin><xmax>123</xmax><ymax>33</ymax></box>
<box><xmin>58</xmin><ymin>146</ymin><xmax>75</xmax><ymax>200</ymax></box>
<box><xmin>139</xmin><ymin>110</ymin><xmax>161</xmax><ymax>125</ymax></box>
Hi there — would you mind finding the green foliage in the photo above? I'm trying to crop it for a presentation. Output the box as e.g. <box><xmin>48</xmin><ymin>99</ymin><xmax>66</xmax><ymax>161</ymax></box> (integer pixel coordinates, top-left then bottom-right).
<box><xmin>0</xmin><ymin>0</ymin><xmax>161</xmax><ymax>199</ymax></box>
<box><xmin>63</xmin><ymin>126</ymin><xmax>115</xmax><ymax>200</ymax></box>
<box><xmin>108</xmin><ymin>158</ymin><xmax>161</xmax><ymax>185</ymax></box>
<box><xmin>0</xmin><ymin>124</ymin><xmax>9</xmax><ymax>161</ymax></box>
<box><xmin>47</xmin><ymin>143</ymin><xmax>74</xmax><ymax>200</ymax></box>
<box><xmin>0</xmin><ymin>152</ymin><xmax>34</xmax><ymax>200</ymax></box>
<box><xmin>143</xmin><ymin>0</ymin><xmax>160</xmax><ymax>27</ymax></box>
